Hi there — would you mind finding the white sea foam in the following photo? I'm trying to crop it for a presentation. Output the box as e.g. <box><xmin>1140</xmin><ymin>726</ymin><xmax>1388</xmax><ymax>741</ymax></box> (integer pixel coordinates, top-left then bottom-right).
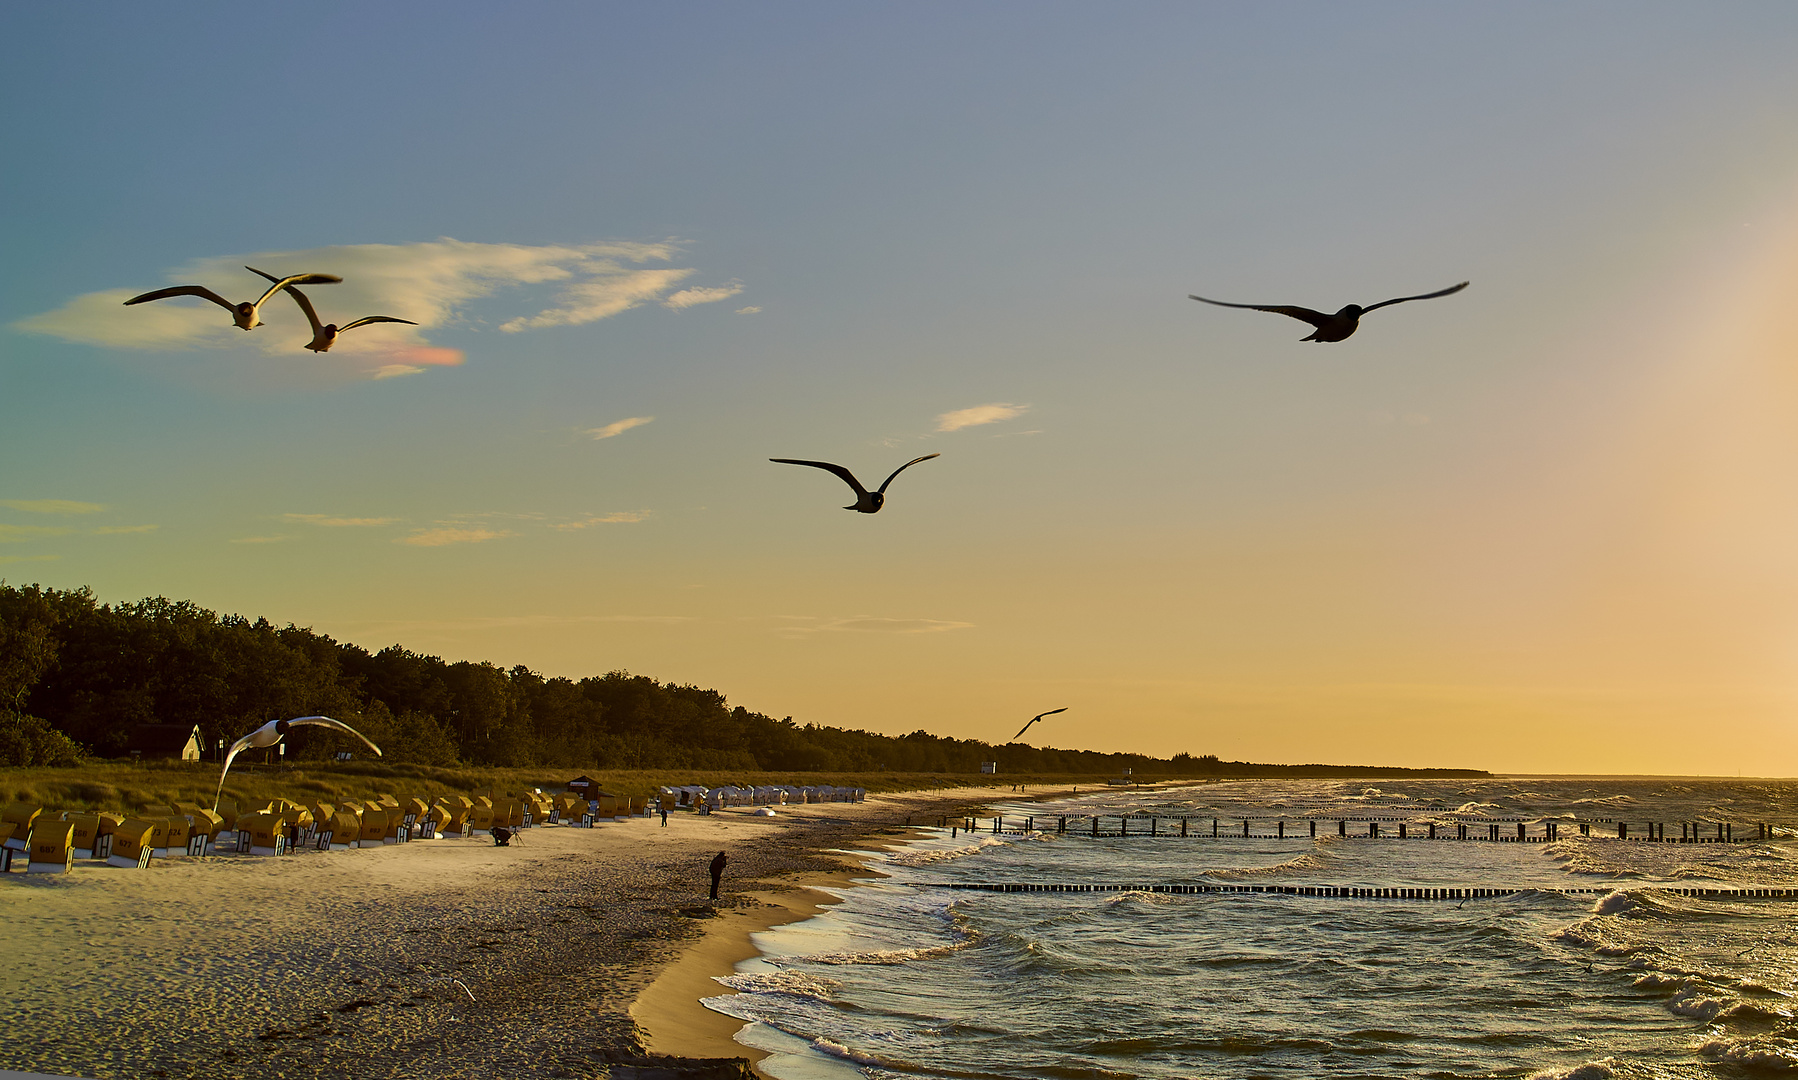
<box><xmin>1527</xmin><ymin>1058</ymin><xmax>1618</xmax><ymax>1080</ymax></box>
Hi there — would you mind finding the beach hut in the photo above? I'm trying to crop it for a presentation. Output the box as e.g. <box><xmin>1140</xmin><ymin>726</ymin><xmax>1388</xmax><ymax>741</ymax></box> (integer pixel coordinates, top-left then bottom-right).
<box><xmin>468</xmin><ymin>800</ymin><xmax>495</xmax><ymax>837</ymax></box>
<box><xmin>89</xmin><ymin>812</ymin><xmax>125</xmax><ymax>860</ymax></box>
<box><xmin>27</xmin><ymin>819</ymin><xmax>75</xmax><ymax>874</ymax></box>
<box><xmin>65</xmin><ymin>812</ymin><xmax>104</xmax><ymax>859</ymax></box>
<box><xmin>239</xmin><ymin>811</ymin><xmax>286</xmax><ymax>856</ymax></box>
<box><xmin>327</xmin><ymin>810</ymin><xmax>362</xmax><ymax>850</ymax></box>
<box><xmin>359</xmin><ymin>808</ymin><xmax>391</xmax><ymax>846</ymax></box>
<box><xmin>109</xmin><ymin>818</ymin><xmax>165</xmax><ymax>867</ymax></box>
<box><xmin>1</xmin><ymin>803</ymin><xmax>41</xmax><ymax>854</ymax></box>
<box><xmin>564</xmin><ymin>776</ymin><xmax>601</xmax><ymax>802</ymax></box>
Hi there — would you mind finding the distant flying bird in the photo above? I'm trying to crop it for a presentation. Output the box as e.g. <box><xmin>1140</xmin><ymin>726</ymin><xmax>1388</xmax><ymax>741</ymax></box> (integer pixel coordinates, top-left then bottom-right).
<box><xmin>214</xmin><ymin>715</ymin><xmax>382</xmax><ymax>809</ymax></box>
<box><xmin>770</xmin><ymin>454</ymin><xmax>940</xmax><ymax>513</ymax></box>
<box><xmin>247</xmin><ymin>265</ymin><xmax>417</xmax><ymax>352</ymax></box>
<box><xmin>1188</xmin><ymin>281</ymin><xmax>1468</xmax><ymax>342</ymax></box>
<box><xmin>1012</xmin><ymin>707</ymin><xmax>1068</xmax><ymax>741</ymax></box>
<box><xmin>124</xmin><ymin>268</ymin><xmax>344</xmax><ymax>331</ymax></box>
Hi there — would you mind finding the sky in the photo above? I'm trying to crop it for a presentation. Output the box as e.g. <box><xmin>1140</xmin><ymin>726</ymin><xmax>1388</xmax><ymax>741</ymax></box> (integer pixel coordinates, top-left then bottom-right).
<box><xmin>6</xmin><ymin>3</ymin><xmax>1798</xmax><ymax>775</ymax></box>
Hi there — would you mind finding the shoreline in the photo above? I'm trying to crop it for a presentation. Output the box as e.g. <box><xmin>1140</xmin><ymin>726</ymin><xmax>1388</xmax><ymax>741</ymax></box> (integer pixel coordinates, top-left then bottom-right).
<box><xmin>630</xmin><ymin>785</ymin><xmax>1087</xmax><ymax>1074</ymax></box>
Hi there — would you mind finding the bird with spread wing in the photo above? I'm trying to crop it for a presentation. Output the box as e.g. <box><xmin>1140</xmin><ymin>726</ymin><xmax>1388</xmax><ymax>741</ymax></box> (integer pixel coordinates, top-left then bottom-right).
<box><xmin>246</xmin><ymin>266</ymin><xmax>417</xmax><ymax>352</ymax></box>
<box><xmin>124</xmin><ymin>267</ymin><xmax>344</xmax><ymax>331</ymax></box>
<box><xmin>214</xmin><ymin>715</ymin><xmax>382</xmax><ymax>810</ymax></box>
<box><xmin>1013</xmin><ymin>707</ymin><xmax>1068</xmax><ymax>741</ymax></box>
<box><xmin>1188</xmin><ymin>281</ymin><xmax>1467</xmax><ymax>342</ymax></box>
<box><xmin>770</xmin><ymin>453</ymin><xmax>940</xmax><ymax>513</ymax></box>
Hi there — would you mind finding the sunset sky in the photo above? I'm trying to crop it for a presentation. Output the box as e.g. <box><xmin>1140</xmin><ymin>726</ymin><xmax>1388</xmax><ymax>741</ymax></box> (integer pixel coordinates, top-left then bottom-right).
<box><xmin>7</xmin><ymin>4</ymin><xmax>1798</xmax><ymax>775</ymax></box>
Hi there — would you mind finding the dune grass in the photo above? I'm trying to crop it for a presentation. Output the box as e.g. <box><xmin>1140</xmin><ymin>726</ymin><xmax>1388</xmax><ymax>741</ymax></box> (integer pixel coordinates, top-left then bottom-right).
<box><xmin>0</xmin><ymin>760</ymin><xmax>1124</xmax><ymax>815</ymax></box>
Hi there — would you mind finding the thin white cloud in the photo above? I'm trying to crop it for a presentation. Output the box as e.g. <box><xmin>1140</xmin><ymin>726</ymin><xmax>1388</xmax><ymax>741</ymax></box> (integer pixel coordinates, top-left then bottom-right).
<box><xmin>936</xmin><ymin>403</ymin><xmax>1030</xmax><ymax>432</ymax></box>
<box><xmin>0</xmin><ymin>524</ymin><xmax>75</xmax><ymax>543</ymax></box>
<box><xmin>662</xmin><ymin>282</ymin><xmax>744</xmax><ymax>310</ymax></box>
<box><xmin>735</xmin><ymin>306</ymin><xmax>762</xmax><ymax>315</ymax></box>
<box><xmin>775</xmin><ymin>616</ymin><xmax>975</xmax><ymax>637</ymax></box>
<box><xmin>282</xmin><ymin>514</ymin><xmax>401</xmax><ymax>527</ymax></box>
<box><xmin>587</xmin><ymin>416</ymin><xmax>655</xmax><ymax>440</ymax></box>
<box><xmin>16</xmin><ymin>239</ymin><xmax>735</xmax><ymax>377</ymax></box>
<box><xmin>94</xmin><ymin>524</ymin><xmax>158</xmax><ymax>535</ymax></box>
<box><xmin>551</xmin><ymin>511</ymin><xmax>650</xmax><ymax>530</ymax></box>
<box><xmin>341</xmin><ymin>613</ymin><xmax>694</xmax><ymax>634</ymax></box>
<box><xmin>1</xmin><ymin>499</ymin><xmax>105</xmax><ymax>515</ymax></box>
<box><xmin>398</xmin><ymin>526</ymin><xmax>513</xmax><ymax>547</ymax></box>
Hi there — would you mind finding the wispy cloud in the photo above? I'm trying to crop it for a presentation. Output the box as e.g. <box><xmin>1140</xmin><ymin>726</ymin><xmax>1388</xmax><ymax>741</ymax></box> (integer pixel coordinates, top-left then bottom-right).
<box><xmin>338</xmin><ymin>613</ymin><xmax>694</xmax><ymax>635</ymax></box>
<box><xmin>936</xmin><ymin>403</ymin><xmax>1030</xmax><ymax>432</ymax></box>
<box><xmin>551</xmin><ymin>511</ymin><xmax>650</xmax><ymax>530</ymax></box>
<box><xmin>1</xmin><ymin>499</ymin><xmax>105</xmax><ymax>515</ymax></box>
<box><xmin>16</xmin><ymin>238</ymin><xmax>736</xmax><ymax>379</ymax></box>
<box><xmin>282</xmin><ymin>514</ymin><xmax>401</xmax><ymax>527</ymax></box>
<box><xmin>775</xmin><ymin>616</ymin><xmax>975</xmax><ymax>637</ymax></box>
<box><xmin>662</xmin><ymin>282</ymin><xmax>744</xmax><ymax>310</ymax></box>
<box><xmin>735</xmin><ymin>306</ymin><xmax>762</xmax><ymax>315</ymax></box>
<box><xmin>587</xmin><ymin>416</ymin><xmax>655</xmax><ymax>440</ymax></box>
<box><xmin>94</xmin><ymin>524</ymin><xmax>158</xmax><ymax>535</ymax></box>
<box><xmin>0</xmin><ymin>524</ymin><xmax>75</xmax><ymax>543</ymax></box>
<box><xmin>230</xmin><ymin>535</ymin><xmax>291</xmax><ymax>545</ymax></box>
<box><xmin>397</xmin><ymin>526</ymin><xmax>513</xmax><ymax>547</ymax></box>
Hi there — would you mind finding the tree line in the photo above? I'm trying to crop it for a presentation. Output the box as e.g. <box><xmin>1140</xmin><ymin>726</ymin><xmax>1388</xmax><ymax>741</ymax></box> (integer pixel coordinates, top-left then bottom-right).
<box><xmin>0</xmin><ymin>583</ymin><xmax>1486</xmax><ymax>778</ymax></box>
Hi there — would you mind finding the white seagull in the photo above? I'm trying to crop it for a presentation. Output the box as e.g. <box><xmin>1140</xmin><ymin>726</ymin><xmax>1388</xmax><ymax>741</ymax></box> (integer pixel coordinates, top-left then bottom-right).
<box><xmin>770</xmin><ymin>454</ymin><xmax>940</xmax><ymax>514</ymax></box>
<box><xmin>124</xmin><ymin>267</ymin><xmax>344</xmax><ymax>331</ymax></box>
<box><xmin>214</xmin><ymin>715</ymin><xmax>382</xmax><ymax>809</ymax></box>
<box><xmin>1012</xmin><ymin>707</ymin><xmax>1068</xmax><ymax>741</ymax></box>
<box><xmin>247</xmin><ymin>266</ymin><xmax>417</xmax><ymax>352</ymax></box>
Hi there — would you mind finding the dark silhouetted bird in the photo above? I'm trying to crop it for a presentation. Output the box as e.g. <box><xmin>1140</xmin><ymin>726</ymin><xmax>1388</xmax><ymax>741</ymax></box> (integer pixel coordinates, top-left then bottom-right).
<box><xmin>124</xmin><ymin>267</ymin><xmax>344</xmax><ymax>331</ymax></box>
<box><xmin>1012</xmin><ymin>707</ymin><xmax>1068</xmax><ymax>741</ymax></box>
<box><xmin>770</xmin><ymin>454</ymin><xmax>940</xmax><ymax>513</ymax></box>
<box><xmin>1188</xmin><ymin>281</ymin><xmax>1468</xmax><ymax>342</ymax></box>
<box><xmin>247</xmin><ymin>266</ymin><xmax>417</xmax><ymax>352</ymax></box>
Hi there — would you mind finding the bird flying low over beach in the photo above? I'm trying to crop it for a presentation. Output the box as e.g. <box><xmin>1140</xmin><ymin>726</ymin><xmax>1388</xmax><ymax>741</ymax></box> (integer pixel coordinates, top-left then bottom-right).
<box><xmin>1188</xmin><ymin>281</ymin><xmax>1468</xmax><ymax>342</ymax></box>
<box><xmin>1013</xmin><ymin>707</ymin><xmax>1068</xmax><ymax>741</ymax></box>
<box><xmin>124</xmin><ymin>268</ymin><xmax>344</xmax><ymax>331</ymax></box>
<box><xmin>214</xmin><ymin>715</ymin><xmax>382</xmax><ymax>809</ymax></box>
<box><xmin>246</xmin><ymin>266</ymin><xmax>417</xmax><ymax>352</ymax></box>
<box><xmin>770</xmin><ymin>454</ymin><xmax>940</xmax><ymax>514</ymax></box>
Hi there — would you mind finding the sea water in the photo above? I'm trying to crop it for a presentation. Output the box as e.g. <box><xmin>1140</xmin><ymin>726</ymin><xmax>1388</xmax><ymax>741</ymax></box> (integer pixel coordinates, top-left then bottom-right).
<box><xmin>703</xmin><ymin>778</ymin><xmax>1798</xmax><ymax>1078</ymax></box>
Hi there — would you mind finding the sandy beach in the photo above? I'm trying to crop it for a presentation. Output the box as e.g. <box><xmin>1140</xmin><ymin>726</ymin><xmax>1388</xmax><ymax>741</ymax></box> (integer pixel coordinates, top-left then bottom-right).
<box><xmin>0</xmin><ymin>787</ymin><xmax>1037</xmax><ymax>1080</ymax></box>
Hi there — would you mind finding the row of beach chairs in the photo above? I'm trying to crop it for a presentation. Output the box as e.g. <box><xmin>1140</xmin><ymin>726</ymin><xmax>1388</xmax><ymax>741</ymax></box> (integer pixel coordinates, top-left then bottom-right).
<box><xmin>0</xmin><ymin>789</ymin><xmax>640</xmax><ymax>875</ymax></box>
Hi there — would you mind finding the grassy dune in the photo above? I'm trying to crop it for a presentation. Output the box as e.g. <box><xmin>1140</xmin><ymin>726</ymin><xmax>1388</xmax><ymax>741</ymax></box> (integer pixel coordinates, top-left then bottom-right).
<box><xmin>0</xmin><ymin>760</ymin><xmax>1113</xmax><ymax>815</ymax></box>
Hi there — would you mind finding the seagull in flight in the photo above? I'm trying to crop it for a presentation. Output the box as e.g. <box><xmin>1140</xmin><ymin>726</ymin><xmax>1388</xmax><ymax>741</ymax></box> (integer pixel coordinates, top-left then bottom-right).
<box><xmin>1188</xmin><ymin>281</ymin><xmax>1468</xmax><ymax>342</ymax></box>
<box><xmin>246</xmin><ymin>266</ymin><xmax>416</xmax><ymax>352</ymax></box>
<box><xmin>125</xmin><ymin>267</ymin><xmax>344</xmax><ymax>331</ymax></box>
<box><xmin>214</xmin><ymin>715</ymin><xmax>382</xmax><ymax>809</ymax></box>
<box><xmin>770</xmin><ymin>454</ymin><xmax>940</xmax><ymax>513</ymax></box>
<box><xmin>1012</xmin><ymin>708</ymin><xmax>1068</xmax><ymax>741</ymax></box>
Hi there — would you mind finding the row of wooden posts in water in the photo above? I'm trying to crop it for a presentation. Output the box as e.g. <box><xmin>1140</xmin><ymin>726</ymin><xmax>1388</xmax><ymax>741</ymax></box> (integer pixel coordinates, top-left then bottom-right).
<box><xmin>943</xmin><ymin>816</ymin><xmax>1787</xmax><ymax>842</ymax></box>
<box><xmin>0</xmin><ymin>789</ymin><xmax>635</xmax><ymax>875</ymax></box>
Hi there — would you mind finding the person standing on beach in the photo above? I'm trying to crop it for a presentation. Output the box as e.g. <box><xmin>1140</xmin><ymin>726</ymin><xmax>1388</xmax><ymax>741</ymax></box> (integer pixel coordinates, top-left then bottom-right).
<box><xmin>709</xmin><ymin>850</ymin><xmax>727</xmax><ymax>900</ymax></box>
<box><xmin>659</xmin><ymin>801</ymin><xmax>669</xmax><ymax>827</ymax></box>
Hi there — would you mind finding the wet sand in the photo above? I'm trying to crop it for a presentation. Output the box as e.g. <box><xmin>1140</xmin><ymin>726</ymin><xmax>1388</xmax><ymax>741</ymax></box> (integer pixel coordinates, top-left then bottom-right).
<box><xmin>0</xmin><ymin>787</ymin><xmax>1029</xmax><ymax>1079</ymax></box>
